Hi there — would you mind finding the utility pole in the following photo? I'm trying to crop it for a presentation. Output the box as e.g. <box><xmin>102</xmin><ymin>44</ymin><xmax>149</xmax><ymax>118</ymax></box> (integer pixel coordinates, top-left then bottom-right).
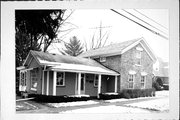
<box><xmin>89</xmin><ymin>21</ymin><xmax>111</xmax><ymax>48</ymax></box>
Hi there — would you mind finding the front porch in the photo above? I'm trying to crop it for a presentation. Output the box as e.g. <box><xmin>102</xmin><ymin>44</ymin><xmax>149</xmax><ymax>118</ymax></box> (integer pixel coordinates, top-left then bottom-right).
<box><xmin>42</xmin><ymin>71</ymin><xmax>119</xmax><ymax>98</ymax></box>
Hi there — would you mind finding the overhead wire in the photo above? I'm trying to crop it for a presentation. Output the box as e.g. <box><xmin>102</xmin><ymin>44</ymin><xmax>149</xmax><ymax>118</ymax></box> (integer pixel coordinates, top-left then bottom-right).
<box><xmin>122</xmin><ymin>9</ymin><xmax>168</xmax><ymax>36</ymax></box>
<box><xmin>133</xmin><ymin>9</ymin><xmax>168</xmax><ymax>30</ymax></box>
<box><xmin>110</xmin><ymin>9</ymin><xmax>168</xmax><ymax>40</ymax></box>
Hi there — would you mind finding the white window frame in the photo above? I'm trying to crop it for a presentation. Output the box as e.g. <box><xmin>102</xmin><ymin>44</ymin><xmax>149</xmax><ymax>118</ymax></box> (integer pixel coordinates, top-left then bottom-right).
<box><xmin>141</xmin><ymin>76</ymin><xmax>146</xmax><ymax>89</ymax></box>
<box><xmin>136</xmin><ymin>51</ymin><xmax>141</xmax><ymax>59</ymax></box>
<box><xmin>30</xmin><ymin>69</ymin><xmax>38</xmax><ymax>91</ymax></box>
<box><xmin>100</xmin><ymin>57</ymin><xmax>106</xmax><ymax>62</ymax></box>
<box><xmin>128</xmin><ymin>74</ymin><xmax>134</xmax><ymax>89</ymax></box>
<box><xmin>20</xmin><ymin>71</ymin><xmax>24</xmax><ymax>86</ymax></box>
<box><xmin>56</xmin><ymin>72</ymin><xmax>65</xmax><ymax>86</ymax></box>
<box><xmin>94</xmin><ymin>74</ymin><xmax>98</xmax><ymax>87</ymax></box>
<box><xmin>24</xmin><ymin>71</ymin><xmax>27</xmax><ymax>86</ymax></box>
<box><xmin>136</xmin><ymin>51</ymin><xmax>142</xmax><ymax>66</ymax></box>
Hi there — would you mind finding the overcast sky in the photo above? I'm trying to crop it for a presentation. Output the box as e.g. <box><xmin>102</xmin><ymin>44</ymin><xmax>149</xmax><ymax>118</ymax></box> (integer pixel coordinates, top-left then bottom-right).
<box><xmin>48</xmin><ymin>9</ymin><xmax>169</xmax><ymax>62</ymax></box>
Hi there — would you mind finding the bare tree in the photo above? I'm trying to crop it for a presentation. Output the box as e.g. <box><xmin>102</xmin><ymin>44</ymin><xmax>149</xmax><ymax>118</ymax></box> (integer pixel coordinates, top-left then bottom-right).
<box><xmin>84</xmin><ymin>21</ymin><xmax>111</xmax><ymax>51</ymax></box>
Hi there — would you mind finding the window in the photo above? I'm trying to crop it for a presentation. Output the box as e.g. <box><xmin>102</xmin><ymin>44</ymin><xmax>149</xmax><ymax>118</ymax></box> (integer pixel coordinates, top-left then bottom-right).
<box><xmin>128</xmin><ymin>74</ymin><xmax>134</xmax><ymax>89</ymax></box>
<box><xmin>141</xmin><ymin>76</ymin><xmax>146</xmax><ymax>89</ymax></box>
<box><xmin>24</xmin><ymin>71</ymin><xmax>26</xmax><ymax>86</ymax></box>
<box><xmin>31</xmin><ymin>69</ymin><xmax>38</xmax><ymax>91</ymax></box>
<box><xmin>94</xmin><ymin>74</ymin><xmax>98</xmax><ymax>87</ymax></box>
<box><xmin>137</xmin><ymin>58</ymin><xmax>141</xmax><ymax>65</ymax></box>
<box><xmin>20</xmin><ymin>72</ymin><xmax>24</xmax><ymax>86</ymax></box>
<box><xmin>136</xmin><ymin>51</ymin><xmax>142</xmax><ymax>65</ymax></box>
<box><xmin>100</xmin><ymin>57</ymin><xmax>106</xmax><ymax>62</ymax></box>
<box><xmin>136</xmin><ymin>51</ymin><xmax>141</xmax><ymax>58</ymax></box>
<box><xmin>56</xmin><ymin>72</ymin><xmax>65</xmax><ymax>86</ymax></box>
<box><xmin>20</xmin><ymin>71</ymin><xmax>27</xmax><ymax>86</ymax></box>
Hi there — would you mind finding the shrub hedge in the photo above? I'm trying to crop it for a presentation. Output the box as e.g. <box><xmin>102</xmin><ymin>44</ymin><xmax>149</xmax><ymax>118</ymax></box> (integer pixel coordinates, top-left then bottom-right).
<box><xmin>99</xmin><ymin>93</ymin><xmax>121</xmax><ymax>100</ymax></box>
<box><xmin>163</xmin><ymin>84</ymin><xmax>169</xmax><ymax>90</ymax></box>
<box><xmin>28</xmin><ymin>88</ymin><xmax>155</xmax><ymax>102</ymax></box>
<box><xmin>28</xmin><ymin>94</ymin><xmax>97</xmax><ymax>103</ymax></box>
<box><xmin>120</xmin><ymin>88</ymin><xmax>155</xmax><ymax>99</ymax></box>
<box><xmin>99</xmin><ymin>88</ymin><xmax>155</xmax><ymax>100</ymax></box>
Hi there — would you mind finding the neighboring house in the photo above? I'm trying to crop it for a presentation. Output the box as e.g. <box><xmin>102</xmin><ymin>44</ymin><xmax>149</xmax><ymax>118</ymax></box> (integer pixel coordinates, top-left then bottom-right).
<box><xmin>153</xmin><ymin>57</ymin><xmax>169</xmax><ymax>85</ymax></box>
<box><xmin>17</xmin><ymin>50</ymin><xmax>119</xmax><ymax>97</ymax></box>
<box><xmin>79</xmin><ymin>37</ymin><xmax>157</xmax><ymax>92</ymax></box>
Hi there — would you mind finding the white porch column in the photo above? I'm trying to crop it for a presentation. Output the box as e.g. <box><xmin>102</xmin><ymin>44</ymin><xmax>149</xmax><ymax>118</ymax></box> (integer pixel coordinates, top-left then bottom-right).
<box><xmin>114</xmin><ymin>76</ymin><xmax>118</xmax><ymax>93</ymax></box>
<box><xmin>42</xmin><ymin>70</ymin><xmax>44</xmax><ymax>94</ymax></box>
<box><xmin>98</xmin><ymin>74</ymin><xmax>101</xmax><ymax>98</ymax></box>
<box><xmin>46</xmin><ymin>71</ymin><xmax>49</xmax><ymax>95</ymax></box>
<box><xmin>78</xmin><ymin>73</ymin><xmax>81</xmax><ymax>95</ymax></box>
<box><xmin>53</xmin><ymin>71</ymin><xmax>57</xmax><ymax>96</ymax></box>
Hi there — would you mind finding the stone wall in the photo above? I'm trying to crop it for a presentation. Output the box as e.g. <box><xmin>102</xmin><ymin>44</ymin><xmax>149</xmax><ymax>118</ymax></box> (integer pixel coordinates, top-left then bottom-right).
<box><xmin>120</xmin><ymin>43</ymin><xmax>153</xmax><ymax>90</ymax></box>
<box><xmin>94</xmin><ymin>43</ymin><xmax>153</xmax><ymax>91</ymax></box>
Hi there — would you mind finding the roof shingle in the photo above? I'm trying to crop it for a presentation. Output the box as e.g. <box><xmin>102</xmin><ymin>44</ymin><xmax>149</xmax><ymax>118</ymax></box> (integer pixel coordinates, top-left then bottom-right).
<box><xmin>30</xmin><ymin>50</ymin><xmax>119</xmax><ymax>75</ymax></box>
<box><xmin>79</xmin><ymin>38</ymin><xmax>141</xmax><ymax>57</ymax></box>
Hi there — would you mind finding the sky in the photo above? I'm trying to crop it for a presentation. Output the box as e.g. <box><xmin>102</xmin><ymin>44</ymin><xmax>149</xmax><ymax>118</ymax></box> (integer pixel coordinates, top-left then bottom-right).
<box><xmin>47</xmin><ymin>9</ymin><xmax>169</xmax><ymax>62</ymax></box>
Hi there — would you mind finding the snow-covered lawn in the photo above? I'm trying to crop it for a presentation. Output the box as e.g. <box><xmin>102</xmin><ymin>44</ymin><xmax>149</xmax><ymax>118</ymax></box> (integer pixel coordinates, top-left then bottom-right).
<box><xmin>47</xmin><ymin>91</ymin><xmax>169</xmax><ymax>108</ymax></box>
<box><xmin>47</xmin><ymin>100</ymin><xmax>99</xmax><ymax>108</ymax></box>
<box><xmin>45</xmin><ymin>91</ymin><xmax>169</xmax><ymax>114</ymax></box>
<box><xmin>60</xmin><ymin>105</ymin><xmax>150</xmax><ymax>113</ymax></box>
<box><xmin>125</xmin><ymin>98</ymin><xmax>169</xmax><ymax>112</ymax></box>
<box><xmin>123</xmin><ymin>91</ymin><xmax>169</xmax><ymax>112</ymax></box>
<box><xmin>155</xmin><ymin>90</ymin><xmax>169</xmax><ymax>97</ymax></box>
<box><xmin>16</xmin><ymin>102</ymin><xmax>38</xmax><ymax>111</ymax></box>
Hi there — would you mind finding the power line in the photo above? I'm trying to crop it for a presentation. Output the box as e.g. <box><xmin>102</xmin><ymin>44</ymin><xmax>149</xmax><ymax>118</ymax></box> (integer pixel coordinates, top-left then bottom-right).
<box><xmin>110</xmin><ymin>9</ymin><xmax>168</xmax><ymax>40</ymax></box>
<box><xmin>122</xmin><ymin>9</ymin><xmax>168</xmax><ymax>35</ymax></box>
<box><xmin>133</xmin><ymin>9</ymin><xmax>168</xmax><ymax>30</ymax></box>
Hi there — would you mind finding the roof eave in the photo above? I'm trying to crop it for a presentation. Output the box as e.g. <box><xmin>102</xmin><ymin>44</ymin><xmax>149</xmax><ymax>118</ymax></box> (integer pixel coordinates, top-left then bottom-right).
<box><xmin>49</xmin><ymin>68</ymin><xmax>120</xmax><ymax>76</ymax></box>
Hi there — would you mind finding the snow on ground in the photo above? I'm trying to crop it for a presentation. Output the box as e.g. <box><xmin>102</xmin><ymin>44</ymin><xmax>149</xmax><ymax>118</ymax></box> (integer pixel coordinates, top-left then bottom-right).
<box><xmin>47</xmin><ymin>100</ymin><xmax>99</xmax><ymax>108</ymax></box>
<box><xmin>47</xmin><ymin>91</ymin><xmax>169</xmax><ymax>112</ymax></box>
<box><xmin>104</xmin><ymin>90</ymin><xmax>169</xmax><ymax>103</ymax></box>
<box><xmin>155</xmin><ymin>90</ymin><xmax>169</xmax><ymax>97</ymax></box>
<box><xmin>125</xmin><ymin>98</ymin><xmax>169</xmax><ymax>111</ymax></box>
<box><xmin>104</xmin><ymin>98</ymin><xmax>129</xmax><ymax>103</ymax></box>
<box><xmin>68</xmin><ymin>95</ymin><xmax>90</xmax><ymax>97</ymax></box>
<box><xmin>124</xmin><ymin>91</ymin><xmax>169</xmax><ymax>112</ymax></box>
<box><xmin>102</xmin><ymin>92</ymin><xmax>119</xmax><ymax>95</ymax></box>
<box><xmin>16</xmin><ymin>102</ymin><xmax>38</xmax><ymax>111</ymax></box>
<box><xmin>60</xmin><ymin>105</ymin><xmax>150</xmax><ymax>113</ymax></box>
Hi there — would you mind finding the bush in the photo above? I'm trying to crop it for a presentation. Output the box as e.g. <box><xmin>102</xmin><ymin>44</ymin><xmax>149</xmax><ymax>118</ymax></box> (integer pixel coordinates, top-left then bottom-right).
<box><xmin>16</xmin><ymin>90</ymin><xmax>21</xmax><ymax>96</ymax></box>
<box><xmin>28</xmin><ymin>94</ymin><xmax>94</xmax><ymax>103</ymax></box>
<box><xmin>120</xmin><ymin>88</ymin><xmax>155</xmax><ymax>99</ymax></box>
<box><xmin>163</xmin><ymin>84</ymin><xmax>169</xmax><ymax>90</ymax></box>
<box><xmin>152</xmin><ymin>82</ymin><xmax>164</xmax><ymax>91</ymax></box>
<box><xmin>99</xmin><ymin>93</ymin><xmax>121</xmax><ymax>100</ymax></box>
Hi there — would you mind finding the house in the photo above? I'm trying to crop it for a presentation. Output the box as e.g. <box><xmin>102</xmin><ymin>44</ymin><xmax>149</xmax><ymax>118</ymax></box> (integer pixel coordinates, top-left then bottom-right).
<box><xmin>17</xmin><ymin>37</ymin><xmax>156</xmax><ymax>97</ymax></box>
<box><xmin>153</xmin><ymin>57</ymin><xmax>169</xmax><ymax>85</ymax></box>
<box><xmin>79</xmin><ymin>37</ymin><xmax>157</xmax><ymax>92</ymax></box>
<box><xmin>17</xmin><ymin>50</ymin><xmax>119</xmax><ymax>97</ymax></box>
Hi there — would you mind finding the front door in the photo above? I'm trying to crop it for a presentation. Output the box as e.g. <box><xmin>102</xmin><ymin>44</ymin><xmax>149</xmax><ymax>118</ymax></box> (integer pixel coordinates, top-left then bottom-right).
<box><xmin>75</xmin><ymin>73</ymin><xmax>85</xmax><ymax>95</ymax></box>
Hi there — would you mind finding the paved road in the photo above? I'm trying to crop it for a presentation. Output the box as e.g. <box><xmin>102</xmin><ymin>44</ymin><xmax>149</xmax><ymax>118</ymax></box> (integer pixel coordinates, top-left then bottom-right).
<box><xmin>16</xmin><ymin>96</ymin><xmax>166</xmax><ymax>113</ymax></box>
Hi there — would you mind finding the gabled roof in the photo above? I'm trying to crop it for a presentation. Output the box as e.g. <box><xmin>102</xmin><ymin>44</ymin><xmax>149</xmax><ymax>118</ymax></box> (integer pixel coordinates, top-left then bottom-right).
<box><xmin>79</xmin><ymin>37</ymin><xmax>157</xmax><ymax>62</ymax></box>
<box><xmin>22</xmin><ymin>50</ymin><xmax>119</xmax><ymax>75</ymax></box>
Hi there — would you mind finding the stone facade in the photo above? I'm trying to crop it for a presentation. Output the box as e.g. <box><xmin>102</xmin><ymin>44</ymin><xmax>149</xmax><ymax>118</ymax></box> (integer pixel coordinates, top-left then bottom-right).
<box><xmin>94</xmin><ymin>43</ymin><xmax>153</xmax><ymax>91</ymax></box>
<box><xmin>120</xmin><ymin>44</ymin><xmax>153</xmax><ymax>90</ymax></box>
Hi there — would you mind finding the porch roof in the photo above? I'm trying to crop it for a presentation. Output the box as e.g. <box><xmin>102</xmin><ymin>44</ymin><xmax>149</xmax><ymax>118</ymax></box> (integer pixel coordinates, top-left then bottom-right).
<box><xmin>47</xmin><ymin>62</ymin><xmax>119</xmax><ymax>76</ymax></box>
